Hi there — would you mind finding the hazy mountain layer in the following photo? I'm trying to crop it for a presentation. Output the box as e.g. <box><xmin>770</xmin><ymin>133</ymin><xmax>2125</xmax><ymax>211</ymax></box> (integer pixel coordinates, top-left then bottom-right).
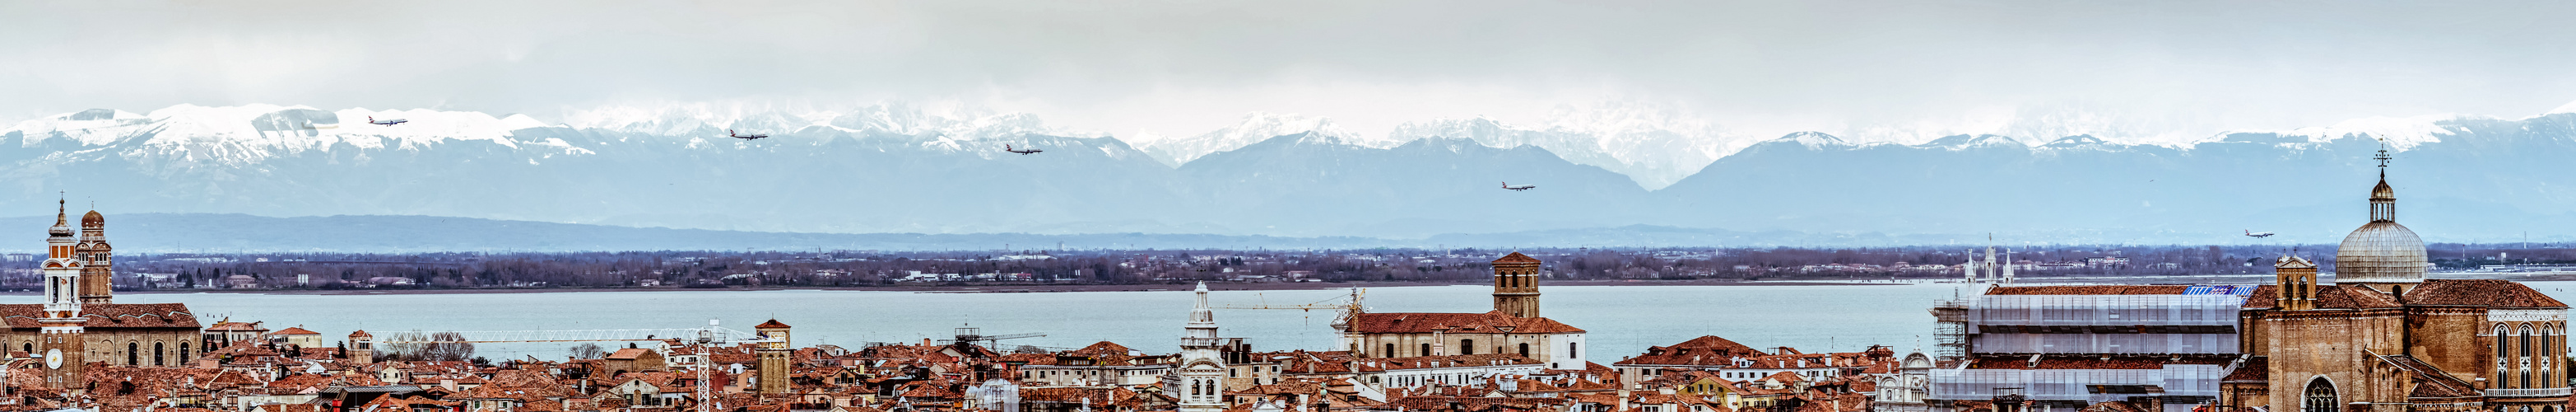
<box><xmin>5</xmin><ymin>104</ymin><xmax>2575</xmax><ymax>246</ymax></box>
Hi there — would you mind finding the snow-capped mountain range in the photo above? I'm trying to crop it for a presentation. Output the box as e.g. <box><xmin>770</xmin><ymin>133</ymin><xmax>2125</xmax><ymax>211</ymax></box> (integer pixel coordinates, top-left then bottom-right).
<box><xmin>5</xmin><ymin>101</ymin><xmax>2575</xmax><ymax>246</ymax></box>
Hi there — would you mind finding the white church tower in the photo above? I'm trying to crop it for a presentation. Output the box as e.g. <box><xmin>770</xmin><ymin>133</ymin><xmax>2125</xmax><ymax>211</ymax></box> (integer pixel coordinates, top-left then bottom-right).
<box><xmin>1171</xmin><ymin>283</ymin><xmax>1227</xmax><ymax>412</ymax></box>
<box><xmin>37</xmin><ymin>198</ymin><xmax>88</xmax><ymax>389</ymax></box>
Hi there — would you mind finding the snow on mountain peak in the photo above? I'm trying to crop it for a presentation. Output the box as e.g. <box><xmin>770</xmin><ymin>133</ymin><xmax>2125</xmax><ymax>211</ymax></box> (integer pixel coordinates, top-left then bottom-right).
<box><xmin>6</xmin><ymin>104</ymin><xmax>555</xmax><ymax>165</ymax></box>
<box><xmin>1136</xmin><ymin>111</ymin><xmax>1365</xmax><ymax>166</ymax></box>
<box><xmin>1769</xmin><ymin>131</ymin><xmax>1853</xmax><ymax>150</ymax></box>
<box><xmin>2223</xmin><ymin>114</ymin><xmax>2475</xmax><ymax>151</ymax></box>
<box><xmin>2549</xmin><ymin>99</ymin><xmax>2576</xmax><ymax>115</ymax></box>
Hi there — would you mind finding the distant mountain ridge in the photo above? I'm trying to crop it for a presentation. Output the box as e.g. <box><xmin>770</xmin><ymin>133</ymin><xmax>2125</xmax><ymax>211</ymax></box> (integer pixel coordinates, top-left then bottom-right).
<box><xmin>5</xmin><ymin>103</ymin><xmax>2576</xmax><ymax>246</ymax></box>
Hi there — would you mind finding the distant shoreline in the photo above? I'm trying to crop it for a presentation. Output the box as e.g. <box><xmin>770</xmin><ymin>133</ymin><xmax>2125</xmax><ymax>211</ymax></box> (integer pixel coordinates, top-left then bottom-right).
<box><xmin>69</xmin><ymin>279</ymin><xmax>1908</xmax><ymax>296</ymax></box>
<box><xmin>32</xmin><ymin>272</ymin><xmax>2560</xmax><ymax>297</ymax></box>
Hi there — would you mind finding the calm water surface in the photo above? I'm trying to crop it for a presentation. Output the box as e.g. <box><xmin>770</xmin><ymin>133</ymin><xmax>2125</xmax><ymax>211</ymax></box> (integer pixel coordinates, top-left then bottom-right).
<box><xmin>13</xmin><ymin>281</ymin><xmax>2572</xmax><ymax>360</ymax></box>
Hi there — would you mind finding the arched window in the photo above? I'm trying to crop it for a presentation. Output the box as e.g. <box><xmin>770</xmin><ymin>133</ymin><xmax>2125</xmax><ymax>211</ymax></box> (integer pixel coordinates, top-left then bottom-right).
<box><xmin>1519</xmin><ymin>343</ymin><xmax>1531</xmax><ymax>356</ymax></box>
<box><xmin>1384</xmin><ymin>344</ymin><xmax>1395</xmax><ymax>358</ymax></box>
<box><xmin>153</xmin><ymin>342</ymin><xmax>164</xmax><ymax>366</ymax></box>
<box><xmin>179</xmin><ymin>342</ymin><xmax>190</xmax><ymax>362</ymax></box>
<box><xmin>2525</xmin><ymin>324</ymin><xmax>2538</xmax><ymax>388</ymax></box>
<box><xmin>20</xmin><ymin>343</ymin><xmax>27</xmax><ymax>353</ymax></box>
<box><xmin>126</xmin><ymin>342</ymin><xmax>137</xmax><ymax>365</ymax></box>
<box><xmin>2546</xmin><ymin>327</ymin><xmax>2558</xmax><ymax>387</ymax></box>
<box><xmin>2302</xmin><ymin>377</ymin><xmax>2337</xmax><ymax>412</ymax></box>
<box><xmin>1461</xmin><ymin>339</ymin><xmax>1475</xmax><ymax>355</ymax></box>
<box><xmin>2499</xmin><ymin>324</ymin><xmax>2513</xmax><ymax>387</ymax></box>
<box><xmin>1421</xmin><ymin>343</ymin><xmax>1431</xmax><ymax>357</ymax></box>
<box><xmin>1569</xmin><ymin>342</ymin><xmax>1579</xmax><ymax>358</ymax></box>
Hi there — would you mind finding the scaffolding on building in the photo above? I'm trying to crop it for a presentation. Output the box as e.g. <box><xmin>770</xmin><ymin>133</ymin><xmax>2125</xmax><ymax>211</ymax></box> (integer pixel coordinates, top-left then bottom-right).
<box><xmin>1931</xmin><ymin>298</ymin><xmax>1970</xmax><ymax>365</ymax></box>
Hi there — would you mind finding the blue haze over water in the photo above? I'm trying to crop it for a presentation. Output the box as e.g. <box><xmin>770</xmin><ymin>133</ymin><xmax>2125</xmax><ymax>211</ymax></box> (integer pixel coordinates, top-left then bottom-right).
<box><xmin>10</xmin><ymin>282</ymin><xmax>2576</xmax><ymax>360</ymax></box>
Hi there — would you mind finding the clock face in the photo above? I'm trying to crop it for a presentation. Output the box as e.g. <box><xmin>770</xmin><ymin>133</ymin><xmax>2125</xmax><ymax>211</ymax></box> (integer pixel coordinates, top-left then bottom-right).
<box><xmin>44</xmin><ymin>349</ymin><xmax>61</xmax><ymax>369</ymax></box>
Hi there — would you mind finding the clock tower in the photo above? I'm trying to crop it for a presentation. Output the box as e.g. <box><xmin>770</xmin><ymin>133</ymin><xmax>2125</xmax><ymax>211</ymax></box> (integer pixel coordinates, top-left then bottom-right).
<box><xmin>38</xmin><ymin>199</ymin><xmax>86</xmax><ymax>390</ymax></box>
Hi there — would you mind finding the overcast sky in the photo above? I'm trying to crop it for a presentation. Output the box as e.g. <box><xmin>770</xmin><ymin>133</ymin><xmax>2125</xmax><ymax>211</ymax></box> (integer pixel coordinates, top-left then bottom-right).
<box><xmin>7</xmin><ymin>0</ymin><xmax>2576</xmax><ymax>144</ymax></box>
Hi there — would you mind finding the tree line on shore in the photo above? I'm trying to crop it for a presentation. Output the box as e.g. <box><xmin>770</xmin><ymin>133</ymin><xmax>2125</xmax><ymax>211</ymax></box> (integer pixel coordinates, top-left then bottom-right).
<box><xmin>21</xmin><ymin>243</ymin><xmax>2570</xmax><ymax>291</ymax></box>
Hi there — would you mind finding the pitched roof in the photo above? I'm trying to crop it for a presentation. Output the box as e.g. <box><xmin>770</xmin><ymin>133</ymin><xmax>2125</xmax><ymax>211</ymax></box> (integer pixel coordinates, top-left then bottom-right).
<box><xmin>1492</xmin><ymin>252</ymin><xmax>1541</xmax><ymax>264</ymax></box>
<box><xmin>606</xmin><ymin>348</ymin><xmax>656</xmax><ymax>360</ymax></box>
<box><xmin>1616</xmin><ymin>335</ymin><xmax>1767</xmax><ymax>366</ymax></box>
<box><xmin>755</xmin><ymin>319</ymin><xmax>791</xmax><ymax>329</ymax></box>
<box><xmin>270</xmin><ymin>326</ymin><xmax>320</xmax><ymax>335</ymax></box>
<box><xmin>2403</xmin><ymin>279</ymin><xmax>2568</xmax><ymax>308</ymax></box>
<box><xmin>0</xmin><ymin>303</ymin><xmax>200</xmax><ymax>329</ymax></box>
<box><xmin>2241</xmin><ymin>285</ymin><xmax>2403</xmax><ymax>309</ymax></box>
<box><xmin>1346</xmin><ymin>311</ymin><xmax>1585</xmax><ymax>334</ymax></box>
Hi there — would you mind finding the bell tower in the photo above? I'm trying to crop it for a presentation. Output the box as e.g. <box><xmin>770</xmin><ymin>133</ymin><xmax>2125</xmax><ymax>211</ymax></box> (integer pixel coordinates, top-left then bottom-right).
<box><xmin>1173</xmin><ymin>283</ymin><xmax>1226</xmax><ymax>412</ymax></box>
<box><xmin>38</xmin><ymin>199</ymin><xmax>87</xmax><ymax>390</ymax></box>
<box><xmin>1491</xmin><ymin>252</ymin><xmax>1542</xmax><ymax>318</ymax></box>
<box><xmin>2273</xmin><ymin>255</ymin><xmax>2318</xmax><ymax>311</ymax></box>
<box><xmin>76</xmin><ymin>209</ymin><xmax>112</xmax><ymax>304</ymax></box>
<box><xmin>753</xmin><ymin>319</ymin><xmax>792</xmax><ymax>394</ymax></box>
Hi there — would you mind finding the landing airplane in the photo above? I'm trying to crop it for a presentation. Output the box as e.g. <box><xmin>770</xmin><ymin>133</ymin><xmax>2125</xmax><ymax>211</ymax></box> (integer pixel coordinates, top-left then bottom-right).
<box><xmin>2244</xmin><ymin>229</ymin><xmax>2276</xmax><ymax>238</ymax></box>
<box><xmin>1501</xmin><ymin>181</ymin><xmax>1536</xmax><ymax>191</ymax></box>
<box><xmin>728</xmin><ymin>129</ymin><xmax>769</xmax><ymax>140</ymax></box>
<box><xmin>1005</xmin><ymin>144</ymin><xmax>1042</xmax><ymax>155</ymax></box>
<box><xmin>367</xmin><ymin>116</ymin><xmax>407</xmax><ymax>126</ymax></box>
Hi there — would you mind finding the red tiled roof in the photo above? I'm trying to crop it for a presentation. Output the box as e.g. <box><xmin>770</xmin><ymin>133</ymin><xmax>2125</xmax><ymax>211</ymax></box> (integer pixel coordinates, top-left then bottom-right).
<box><xmin>2404</xmin><ymin>279</ymin><xmax>2568</xmax><ymax>308</ymax></box>
<box><xmin>0</xmin><ymin>303</ymin><xmax>200</xmax><ymax>329</ymax></box>
<box><xmin>1616</xmin><ymin>335</ymin><xmax>1767</xmax><ymax>366</ymax></box>
<box><xmin>755</xmin><ymin>319</ymin><xmax>791</xmax><ymax>329</ymax></box>
<box><xmin>2241</xmin><ymin>285</ymin><xmax>2402</xmax><ymax>309</ymax></box>
<box><xmin>607</xmin><ymin>348</ymin><xmax>655</xmax><ymax>360</ymax></box>
<box><xmin>271</xmin><ymin>326</ymin><xmax>320</xmax><ymax>335</ymax></box>
<box><xmin>1346</xmin><ymin>311</ymin><xmax>1585</xmax><ymax>334</ymax></box>
<box><xmin>2222</xmin><ymin>357</ymin><xmax>2267</xmax><ymax>382</ymax></box>
<box><xmin>1492</xmin><ymin>252</ymin><xmax>1541</xmax><ymax>264</ymax></box>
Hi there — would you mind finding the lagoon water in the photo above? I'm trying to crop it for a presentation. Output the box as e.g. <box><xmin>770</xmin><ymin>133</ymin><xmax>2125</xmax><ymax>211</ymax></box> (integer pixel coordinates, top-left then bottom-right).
<box><xmin>15</xmin><ymin>281</ymin><xmax>2576</xmax><ymax>360</ymax></box>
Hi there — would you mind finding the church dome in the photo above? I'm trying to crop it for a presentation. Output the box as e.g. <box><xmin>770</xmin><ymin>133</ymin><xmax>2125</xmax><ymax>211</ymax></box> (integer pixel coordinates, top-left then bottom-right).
<box><xmin>80</xmin><ymin>210</ymin><xmax>103</xmax><ymax>228</ymax></box>
<box><xmin>2337</xmin><ymin>222</ymin><xmax>2426</xmax><ymax>283</ymax></box>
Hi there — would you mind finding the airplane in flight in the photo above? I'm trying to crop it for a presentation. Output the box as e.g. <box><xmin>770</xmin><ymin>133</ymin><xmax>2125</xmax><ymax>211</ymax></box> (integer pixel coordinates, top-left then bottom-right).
<box><xmin>1501</xmin><ymin>182</ymin><xmax>1536</xmax><ymax>191</ymax></box>
<box><xmin>367</xmin><ymin>116</ymin><xmax>407</xmax><ymax>126</ymax></box>
<box><xmin>2244</xmin><ymin>229</ymin><xmax>2276</xmax><ymax>238</ymax></box>
<box><xmin>728</xmin><ymin>129</ymin><xmax>769</xmax><ymax>140</ymax></box>
<box><xmin>1005</xmin><ymin>144</ymin><xmax>1043</xmax><ymax>155</ymax></box>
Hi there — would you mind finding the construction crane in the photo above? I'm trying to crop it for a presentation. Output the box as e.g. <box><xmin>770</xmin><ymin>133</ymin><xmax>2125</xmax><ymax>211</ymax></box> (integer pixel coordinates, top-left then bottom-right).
<box><xmin>1217</xmin><ymin>288</ymin><xmax>1366</xmax><ymax>330</ymax></box>
<box><xmin>936</xmin><ymin>325</ymin><xmax>1045</xmax><ymax>349</ymax></box>
<box><xmin>375</xmin><ymin>319</ymin><xmax>778</xmax><ymax>412</ymax></box>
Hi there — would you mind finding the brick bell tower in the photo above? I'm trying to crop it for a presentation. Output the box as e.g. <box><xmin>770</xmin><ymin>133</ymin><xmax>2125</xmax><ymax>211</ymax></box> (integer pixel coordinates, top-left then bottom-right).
<box><xmin>75</xmin><ymin>208</ymin><xmax>112</xmax><ymax>304</ymax></box>
<box><xmin>2272</xmin><ymin>255</ymin><xmax>2318</xmax><ymax>311</ymax></box>
<box><xmin>1491</xmin><ymin>252</ymin><xmax>1543</xmax><ymax>318</ymax></box>
<box><xmin>39</xmin><ymin>199</ymin><xmax>88</xmax><ymax>390</ymax></box>
<box><xmin>753</xmin><ymin>319</ymin><xmax>792</xmax><ymax>394</ymax></box>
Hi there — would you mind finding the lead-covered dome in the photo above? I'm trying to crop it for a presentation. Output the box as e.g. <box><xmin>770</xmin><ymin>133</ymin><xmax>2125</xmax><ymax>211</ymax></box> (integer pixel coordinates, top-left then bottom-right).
<box><xmin>2337</xmin><ymin>169</ymin><xmax>2425</xmax><ymax>283</ymax></box>
<box><xmin>2337</xmin><ymin>222</ymin><xmax>2425</xmax><ymax>283</ymax></box>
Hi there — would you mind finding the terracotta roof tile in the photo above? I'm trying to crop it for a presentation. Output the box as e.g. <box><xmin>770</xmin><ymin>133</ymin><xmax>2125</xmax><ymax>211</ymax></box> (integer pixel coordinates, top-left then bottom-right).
<box><xmin>1346</xmin><ymin>311</ymin><xmax>1584</xmax><ymax>334</ymax></box>
<box><xmin>2404</xmin><ymin>279</ymin><xmax>2568</xmax><ymax>307</ymax></box>
<box><xmin>1616</xmin><ymin>335</ymin><xmax>1767</xmax><ymax>367</ymax></box>
<box><xmin>0</xmin><ymin>303</ymin><xmax>201</xmax><ymax>329</ymax></box>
